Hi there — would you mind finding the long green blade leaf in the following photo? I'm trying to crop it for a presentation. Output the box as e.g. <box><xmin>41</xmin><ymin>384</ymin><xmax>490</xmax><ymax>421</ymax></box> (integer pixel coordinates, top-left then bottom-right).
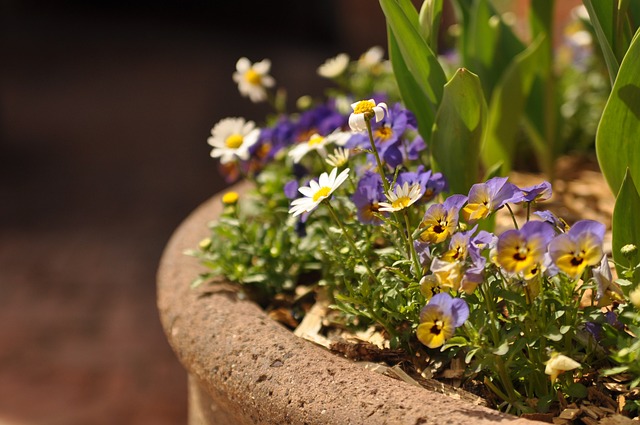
<box><xmin>612</xmin><ymin>169</ymin><xmax>640</xmax><ymax>282</ymax></box>
<box><xmin>419</xmin><ymin>0</ymin><xmax>444</xmax><ymax>52</ymax></box>
<box><xmin>379</xmin><ymin>0</ymin><xmax>446</xmax><ymax>107</ymax></box>
<box><xmin>596</xmin><ymin>28</ymin><xmax>640</xmax><ymax>196</ymax></box>
<box><xmin>431</xmin><ymin>68</ymin><xmax>487</xmax><ymax>195</ymax></box>
<box><xmin>465</xmin><ymin>0</ymin><xmax>525</xmax><ymax>97</ymax></box>
<box><xmin>388</xmin><ymin>29</ymin><xmax>435</xmax><ymax>142</ymax></box>
<box><xmin>583</xmin><ymin>0</ymin><xmax>620</xmax><ymax>84</ymax></box>
<box><xmin>481</xmin><ymin>35</ymin><xmax>545</xmax><ymax>175</ymax></box>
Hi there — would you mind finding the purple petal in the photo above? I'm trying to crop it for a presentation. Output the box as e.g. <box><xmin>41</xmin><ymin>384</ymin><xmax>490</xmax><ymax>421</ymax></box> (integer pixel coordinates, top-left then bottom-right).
<box><xmin>450</xmin><ymin>298</ymin><xmax>469</xmax><ymax>327</ymax></box>
<box><xmin>284</xmin><ymin>180</ymin><xmax>300</xmax><ymax>200</ymax></box>
<box><xmin>569</xmin><ymin>220</ymin><xmax>606</xmax><ymax>242</ymax></box>
<box><xmin>520</xmin><ymin>220</ymin><xmax>556</xmax><ymax>245</ymax></box>
<box><xmin>521</xmin><ymin>181</ymin><xmax>552</xmax><ymax>202</ymax></box>
<box><xmin>443</xmin><ymin>194</ymin><xmax>468</xmax><ymax>211</ymax></box>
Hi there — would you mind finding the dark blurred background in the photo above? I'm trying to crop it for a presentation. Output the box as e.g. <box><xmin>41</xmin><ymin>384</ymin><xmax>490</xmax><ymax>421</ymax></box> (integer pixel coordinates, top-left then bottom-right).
<box><xmin>0</xmin><ymin>1</ymin><xmax>389</xmax><ymax>424</ymax></box>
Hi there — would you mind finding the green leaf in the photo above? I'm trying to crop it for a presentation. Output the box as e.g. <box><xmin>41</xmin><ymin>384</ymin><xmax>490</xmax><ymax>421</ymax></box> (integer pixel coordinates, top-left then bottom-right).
<box><xmin>463</xmin><ymin>0</ymin><xmax>526</xmax><ymax>97</ymax></box>
<box><xmin>431</xmin><ymin>68</ymin><xmax>487</xmax><ymax>195</ymax></box>
<box><xmin>388</xmin><ymin>30</ymin><xmax>436</xmax><ymax>144</ymax></box>
<box><xmin>596</xmin><ymin>30</ymin><xmax>640</xmax><ymax>193</ymax></box>
<box><xmin>482</xmin><ymin>35</ymin><xmax>545</xmax><ymax>174</ymax></box>
<box><xmin>442</xmin><ymin>335</ymin><xmax>468</xmax><ymax>349</ymax></box>
<box><xmin>612</xmin><ymin>169</ymin><xmax>640</xmax><ymax>281</ymax></box>
<box><xmin>596</xmin><ymin>27</ymin><xmax>640</xmax><ymax>196</ymax></box>
<box><xmin>419</xmin><ymin>0</ymin><xmax>444</xmax><ymax>52</ymax></box>
<box><xmin>583</xmin><ymin>0</ymin><xmax>620</xmax><ymax>84</ymax></box>
<box><xmin>465</xmin><ymin>347</ymin><xmax>480</xmax><ymax>364</ymax></box>
<box><xmin>565</xmin><ymin>383</ymin><xmax>588</xmax><ymax>399</ymax></box>
<box><xmin>492</xmin><ymin>340</ymin><xmax>509</xmax><ymax>356</ymax></box>
<box><xmin>602</xmin><ymin>365</ymin><xmax>630</xmax><ymax>376</ymax></box>
<box><xmin>380</xmin><ymin>0</ymin><xmax>446</xmax><ymax>140</ymax></box>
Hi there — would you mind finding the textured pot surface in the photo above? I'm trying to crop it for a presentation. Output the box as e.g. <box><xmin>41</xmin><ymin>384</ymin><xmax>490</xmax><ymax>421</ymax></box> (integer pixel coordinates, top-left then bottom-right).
<box><xmin>157</xmin><ymin>185</ymin><xmax>541</xmax><ymax>424</ymax></box>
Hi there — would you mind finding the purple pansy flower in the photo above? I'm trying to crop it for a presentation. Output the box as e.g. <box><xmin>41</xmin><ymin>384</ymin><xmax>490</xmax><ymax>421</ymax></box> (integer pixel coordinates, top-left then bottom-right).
<box><xmin>351</xmin><ymin>171</ymin><xmax>386</xmax><ymax>225</ymax></box>
<box><xmin>496</xmin><ymin>220</ymin><xmax>556</xmax><ymax>277</ymax></box>
<box><xmin>417</xmin><ymin>293</ymin><xmax>469</xmax><ymax>349</ymax></box>
<box><xmin>462</xmin><ymin>177</ymin><xmax>520</xmax><ymax>223</ymax></box>
<box><xmin>548</xmin><ymin>219</ymin><xmax>605</xmax><ymax>279</ymax></box>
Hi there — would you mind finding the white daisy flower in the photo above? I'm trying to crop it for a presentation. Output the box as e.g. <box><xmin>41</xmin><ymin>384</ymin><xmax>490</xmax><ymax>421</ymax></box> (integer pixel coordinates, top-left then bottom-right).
<box><xmin>287</xmin><ymin>130</ymin><xmax>351</xmax><ymax>164</ymax></box>
<box><xmin>207</xmin><ymin>117</ymin><xmax>260</xmax><ymax>164</ymax></box>
<box><xmin>357</xmin><ymin>46</ymin><xmax>385</xmax><ymax>71</ymax></box>
<box><xmin>378</xmin><ymin>182</ymin><xmax>423</xmax><ymax>212</ymax></box>
<box><xmin>288</xmin><ymin>133</ymin><xmax>328</xmax><ymax>164</ymax></box>
<box><xmin>289</xmin><ymin>167</ymin><xmax>350</xmax><ymax>217</ymax></box>
<box><xmin>317</xmin><ymin>53</ymin><xmax>349</xmax><ymax>78</ymax></box>
<box><xmin>232</xmin><ymin>57</ymin><xmax>275</xmax><ymax>103</ymax></box>
<box><xmin>326</xmin><ymin>147</ymin><xmax>350</xmax><ymax>168</ymax></box>
<box><xmin>348</xmin><ymin>99</ymin><xmax>388</xmax><ymax>132</ymax></box>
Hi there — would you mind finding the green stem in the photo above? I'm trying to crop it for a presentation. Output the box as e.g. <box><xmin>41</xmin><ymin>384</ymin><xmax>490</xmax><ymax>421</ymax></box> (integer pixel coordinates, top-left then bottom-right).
<box><xmin>365</xmin><ymin>119</ymin><xmax>390</xmax><ymax>193</ymax></box>
<box><xmin>403</xmin><ymin>209</ymin><xmax>423</xmax><ymax>278</ymax></box>
<box><xmin>505</xmin><ymin>204</ymin><xmax>519</xmax><ymax>230</ymax></box>
<box><xmin>480</xmin><ymin>280</ymin><xmax>520</xmax><ymax>405</ymax></box>
<box><xmin>325</xmin><ymin>201</ymin><xmax>380</xmax><ymax>286</ymax></box>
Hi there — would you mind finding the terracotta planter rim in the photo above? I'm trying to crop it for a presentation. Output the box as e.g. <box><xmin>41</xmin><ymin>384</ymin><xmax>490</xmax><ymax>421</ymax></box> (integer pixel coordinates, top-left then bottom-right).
<box><xmin>157</xmin><ymin>182</ymin><xmax>541</xmax><ymax>424</ymax></box>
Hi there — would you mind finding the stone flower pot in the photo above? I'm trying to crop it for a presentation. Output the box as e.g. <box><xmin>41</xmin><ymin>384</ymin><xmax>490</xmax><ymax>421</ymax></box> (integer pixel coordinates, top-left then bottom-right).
<box><xmin>157</xmin><ymin>186</ymin><xmax>540</xmax><ymax>424</ymax></box>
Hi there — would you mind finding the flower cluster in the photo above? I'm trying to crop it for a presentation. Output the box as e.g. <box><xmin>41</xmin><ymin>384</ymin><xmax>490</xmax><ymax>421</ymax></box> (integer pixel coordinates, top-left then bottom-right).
<box><xmin>193</xmin><ymin>51</ymin><xmax>640</xmax><ymax>417</ymax></box>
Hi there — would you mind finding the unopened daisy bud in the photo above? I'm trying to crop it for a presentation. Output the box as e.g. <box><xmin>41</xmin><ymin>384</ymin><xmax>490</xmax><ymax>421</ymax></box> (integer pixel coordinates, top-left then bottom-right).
<box><xmin>198</xmin><ymin>238</ymin><xmax>212</xmax><ymax>250</ymax></box>
<box><xmin>222</xmin><ymin>191</ymin><xmax>239</xmax><ymax>205</ymax></box>
<box><xmin>620</xmin><ymin>244</ymin><xmax>637</xmax><ymax>259</ymax></box>
<box><xmin>630</xmin><ymin>286</ymin><xmax>640</xmax><ymax>308</ymax></box>
<box><xmin>296</xmin><ymin>95</ymin><xmax>313</xmax><ymax>111</ymax></box>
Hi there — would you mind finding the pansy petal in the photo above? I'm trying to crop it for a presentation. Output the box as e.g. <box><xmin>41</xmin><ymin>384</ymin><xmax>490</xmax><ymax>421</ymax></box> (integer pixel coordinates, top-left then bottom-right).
<box><xmin>569</xmin><ymin>220</ymin><xmax>606</xmax><ymax>241</ymax></box>
<box><xmin>450</xmin><ymin>298</ymin><xmax>469</xmax><ymax>327</ymax></box>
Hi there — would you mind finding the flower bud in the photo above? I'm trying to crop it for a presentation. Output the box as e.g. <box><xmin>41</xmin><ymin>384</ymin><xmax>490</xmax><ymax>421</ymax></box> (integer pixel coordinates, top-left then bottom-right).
<box><xmin>222</xmin><ymin>191</ymin><xmax>239</xmax><ymax>205</ymax></box>
<box><xmin>620</xmin><ymin>244</ymin><xmax>637</xmax><ymax>259</ymax></box>
<box><xmin>630</xmin><ymin>286</ymin><xmax>640</xmax><ymax>308</ymax></box>
<box><xmin>198</xmin><ymin>238</ymin><xmax>212</xmax><ymax>250</ymax></box>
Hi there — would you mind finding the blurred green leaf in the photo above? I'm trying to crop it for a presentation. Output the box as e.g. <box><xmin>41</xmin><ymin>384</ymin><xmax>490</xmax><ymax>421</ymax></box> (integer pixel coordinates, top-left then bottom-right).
<box><xmin>596</xmin><ymin>28</ymin><xmax>640</xmax><ymax>195</ymax></box>
<box><xmin>454</xmin><ymin>0</ymin><xmax>525</xmax><ymax>97</ymax></box>
<box><xmin>381</xmin><ymin>0</ymin><xmax>446</xmax><ymax>143</ymax></box>
<box><xmin>388</xmin><ymin>30</ymin><xmax>436</xmax><ymax>144</ymax></box>
<box><xmin>493</xmin><ymin>340</ymin><xmax>509</xmax><ymax>356</ymax></box>
<box><xmin>612</xmin><ymin>169</ymin><xmax>640</xmax><ymax>282</ymax></box>
<box><xmin>380</xmin><ymin>0</ymin><xmax>446</xmax><ymax>105</ymax></box>
<box><xmin>583</xmin><ymin>0</ymin><xmax>620</xmax><ymax>84</ymax></box>
<box><xmin>482</xmin><ymin>35</ymin><xmax>545</xmax><ymax>174</ymax></box>
<box><xmin>431</xmin><ymin>68</ymin><xmax>487</xmax><ymax>195</ymax></box>
<box><xmin>565</xmin><ymin>383</ymin><xmax>588</xmax><ymax>399</ymax></box>
<box><xmin>419</xmin><ymin>0</ymin><xmax>444</xmax><ymax>52</ymax></box>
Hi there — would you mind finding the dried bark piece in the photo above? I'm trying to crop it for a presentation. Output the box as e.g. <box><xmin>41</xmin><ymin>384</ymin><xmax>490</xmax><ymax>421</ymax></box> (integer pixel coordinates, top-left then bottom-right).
<box><xmin>558</xmin><ymin>407</ymin><xmax>581</xmax><ymax>420</ymax></box>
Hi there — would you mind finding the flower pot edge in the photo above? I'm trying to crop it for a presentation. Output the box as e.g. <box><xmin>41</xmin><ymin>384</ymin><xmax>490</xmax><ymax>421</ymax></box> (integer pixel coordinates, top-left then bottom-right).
<box><xmin>156</xmin><ymin>182</ymin><xmax>542</xmax><ymax>424</ymax></box>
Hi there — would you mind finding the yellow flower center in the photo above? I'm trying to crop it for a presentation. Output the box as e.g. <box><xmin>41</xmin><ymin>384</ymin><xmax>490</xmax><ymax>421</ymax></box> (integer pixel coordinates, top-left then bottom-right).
<box><xmin>313</xmin><ymin>187</ymin><xmax>332</xmax><ymax>202</ymax></box>
<box><xmin>422</xmin><ymin>188</ymin><xmax>435</xmax><ymax>202</ymax></box>
<box><xmin>244</xmin><ymin>69</ymin><xmax>262</xmax><ymax>85</ymax></box>
<box><xmin>362</xmin><ymin>202</ymin><xmax>381</xmax><ymax>223</ymax></box>
<box><xmin>375</xmin><ymin>126</ymin><xmax>393</xmax><ymax>141</ymax></box>
<box><xmin>257</xmin><ymin>143</ymin><xmax>272</xmax><ymax>159</ymax></box>
<box><xmin>430</xmin><ymin>320</ymin><xmax>444</xmax><ymax>335</ymax></box>
<box><xmin>391</xmin><ymin>196</ymin><xmax>411</xmax><ymax>210</ymax></box>
<box><xmin>570</xmin><ymin>252</ymin><xmax>585</xmax><ymax>267</ymax></box>
<box><xmin>225</xmin><ymin>134</ymin><xmax>244</xmax><ymax>149</ymax></box>
<box><xmin>308</xmin><ymin>135</ymin><xmax>325</xmax><ymax>146</ymax></box>
<box><xmin>513</xmin><ymin>245</ymin><xmax>529</xmax><ymax>262</ymax></box>
<box><xmin>222</xmin><ymin>191</ymin><xmax>239</xmax><ymax>205</ymax></box>
<box><xmin>353</xmin><ymin>100</ymin><xmax>375</xmax><ymax>114</ymax></box>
